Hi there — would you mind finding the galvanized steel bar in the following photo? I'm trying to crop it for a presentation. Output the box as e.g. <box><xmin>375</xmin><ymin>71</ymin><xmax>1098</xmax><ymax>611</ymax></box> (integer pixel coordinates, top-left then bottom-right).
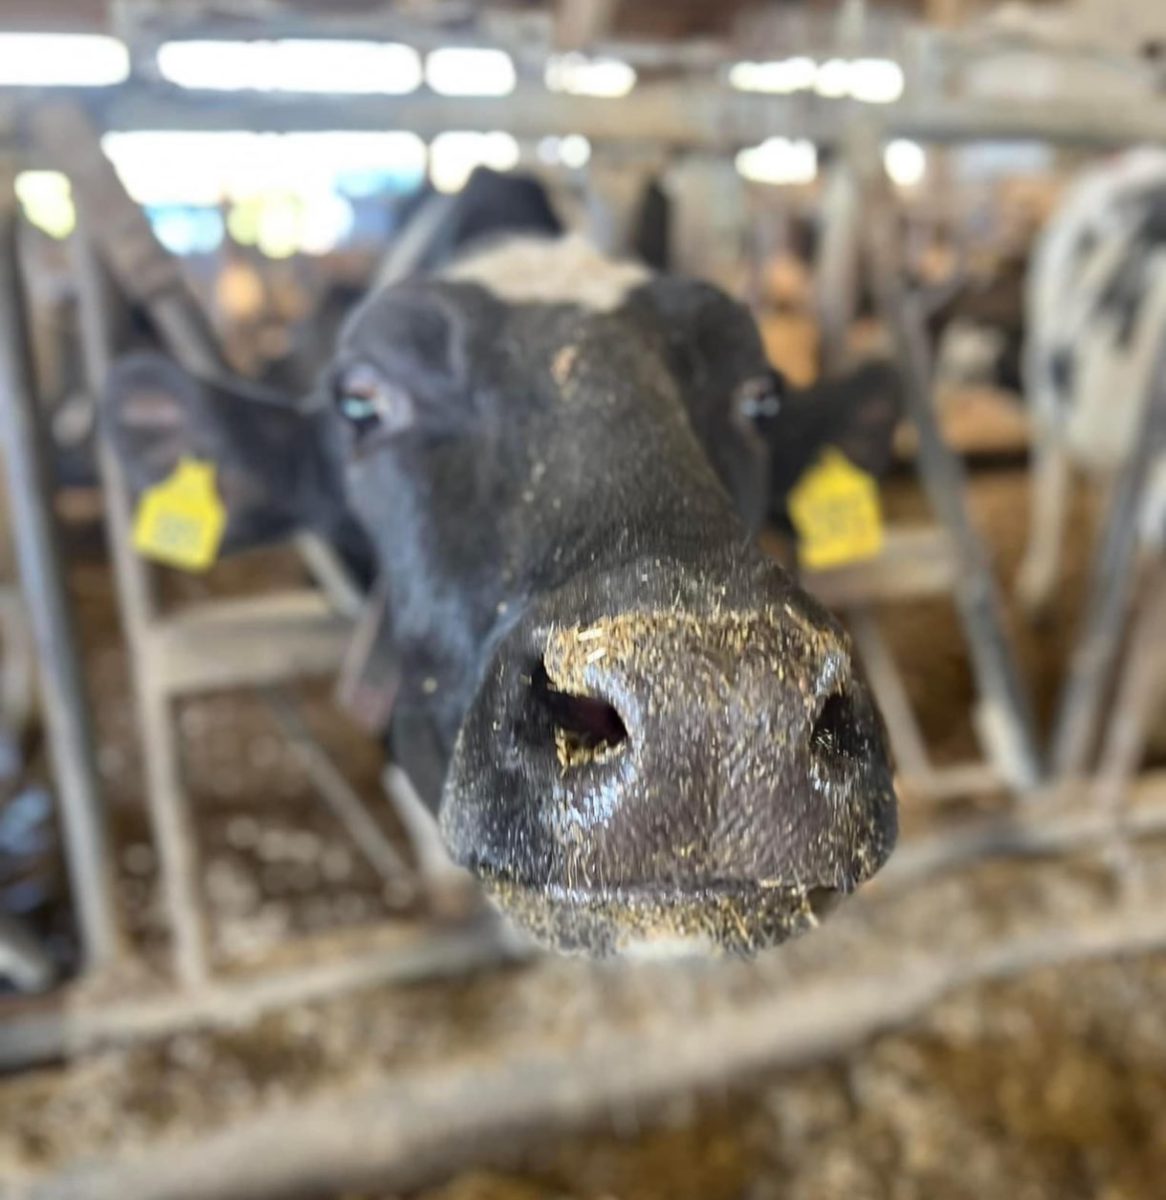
<box><xmin>1091</xmin><ymin>567</ymin><xmax>1166</xmax><ymax>875</ymax></box>
<box><xmin>1051</xmin><ymin>338</ymin><xmax>1166</xmax><ymax>778</ymax></box>
<box><xmin>30</xmin><ymin>102</ymin><xmax>227</xmax><ymax>381</ymax></box>
<box><xmin>70</xmin><ymin>216</ymin><xmax>212</xmax><ymax>987</ymax></box>
<box><xmin>0</xmin><ymin>182</ymin><xmax>120</xmax><ymax>971</ymax></box>
<box><xmin>854</xmin><ymin>135</ymin><xmax>1043</xmax><ymax>790</ymax></box>
<box><xmin>49</xmin><ymin>86</ymin><xmax>1166</xmax><ymax>148</ymax></box>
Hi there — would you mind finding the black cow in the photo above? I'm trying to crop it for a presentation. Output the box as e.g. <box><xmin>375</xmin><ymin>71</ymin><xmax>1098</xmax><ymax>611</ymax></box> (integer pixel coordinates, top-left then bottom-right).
<box><xmin>749</xmin><ymin>359</ymin><xmax>902</xmax><ymax>537</ymax></box>
<box><xmin>377</xmin><ymin>167</ymin><xmax>564</xmax><ymax>284</ymax></box>
<box><xmin>104</xmin><ymin>235</ymin><xmax>897</xmax><ymax>957</ymax></box>
<box><xmin>928</xmin><ymin>254</ymin><xmax>1027</xmax><ymax>395</ymax></box>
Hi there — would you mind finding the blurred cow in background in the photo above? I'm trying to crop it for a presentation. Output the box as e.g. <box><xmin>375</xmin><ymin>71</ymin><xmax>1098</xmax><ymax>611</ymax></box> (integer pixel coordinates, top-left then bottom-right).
<box><xmin>1018</xmin><ymin>148</ymin><xmax>1166</xmax><ymax>616</ymax></box>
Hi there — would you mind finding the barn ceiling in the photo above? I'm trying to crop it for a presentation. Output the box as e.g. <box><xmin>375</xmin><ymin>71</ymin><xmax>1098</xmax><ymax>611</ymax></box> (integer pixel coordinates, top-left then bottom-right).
<box><xmin>0</xmin><ymin>0</ymin><xmax>1160</xmax><ymax>167</ymax></box>
<box><xmin>0</xmin><ymin>0</ymin><xmax>1098</xmax><ymax>46</ymax></box>
<box><xmin>1</xmin><ymin>0</ymin><xmax>1163</xmax><ymax>123</ymax></box>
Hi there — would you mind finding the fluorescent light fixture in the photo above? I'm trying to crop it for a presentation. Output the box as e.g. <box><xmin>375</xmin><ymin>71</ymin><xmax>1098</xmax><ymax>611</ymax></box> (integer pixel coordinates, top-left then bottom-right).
<box><xmin>814</xmin><ymin>58</ymin><xmax>852</xmax><ymax>99</ymax></box>
<box><xmin>728</xmin><ymin>57</ymin><xmax>817</xmax><ymax>95</ymax></box>
<box><xmin>482</xmin><ymin>132</ymin><xmax>521</xmax><ymax>170</ymax></box>
<box><xmin>884</xmin><ymin>139</ymin><xmax>926</xmax><ymax>187</ymax></box>
<box><xmin>299</xmin><ymin>192</ymin><xmax>356</xmax><ymax>256</ymax></box>
<box><xmin>537</xmin><ymin>134</ymin><xmax>592</xmax><ymax>169</ymax></box>
<box><xmin>104</xmin><ymin>130</ymin><xmax>430</xmax><ymax>207</ymax></box>
<box><xmin>0</xmin><ymin>33</ymin><xmax>129</xmax><ymax>87</ymax></box>
<box><xmin>256</xmin><ymin>195</ymin><xmax>302</xmax><ymax>259</ymax></box>
<box><xmin>545</xmin><ymin>53</ymin><xmax>635</xmax><ymax>98</ymax></box>
<box><xmin>731</xmin><ymin>56</ymin><xmax>904</xmax><ymax>103</ymax></box>
<box><xmin>156</xmin><ymin>39</ymin><xmax>423</xmax><ymax>94</ymax></box>
<box><xmin>426</xmin><ymin>48</ymin><xmax>516</xmax><ymax>97</ymax></box>
<box><xmin>228</xmin><ymin>197</ymin><xmax>263</xmax><ymax>247</ymax></box>
<box><xmin>278</xmin><ymin>131</ymin><xmax>427</xmax><ymax>179</ymax></box>
<box><xmin>559</xmin><ymin>134</ymin><xmax>592</xmax><ymax>169</ymax></box>
<box><xmin>430</xmin><ymin>131</ymin><xmax>519</xmax><ymax>194</ymax></box>
<box><xmin>228</xmin><ymin>186</ymin><xmax>357</xmax><ymax>258</ymax></box>
<box><xmin>103</xmin><ymin>131</ymin><xmax>249</xmax><ymax>205</ymax></box>
<box><xmin>952</xmin><ymin>141</ymin><xmax>1052</xmax><ymax>181</ymax></box>
<box><xmin>735</xmin><ymin>137</ymin><xmax>818</xmax><ymax>186</ymax></box>
<box><xmin>223</xmin><ymin>132</ymin><xmax>427</xmax><ymax>199</ymax></box>
<box><xmin>15</xmin><ymin>171</ymin><xmax>76</xmax><ymax>239</ymax></box>
<box><xmin>850</xmin><ymin>58</ymin><xmax>904</xmax><ymax>104</ymax></box>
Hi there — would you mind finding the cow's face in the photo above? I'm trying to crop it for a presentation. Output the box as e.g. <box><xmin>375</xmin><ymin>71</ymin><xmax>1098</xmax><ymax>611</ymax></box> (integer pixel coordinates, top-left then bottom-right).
<box><xmin>105</xmin><ymin>238</ymin><xmax>896</xmax><ymax>956</ymax></box>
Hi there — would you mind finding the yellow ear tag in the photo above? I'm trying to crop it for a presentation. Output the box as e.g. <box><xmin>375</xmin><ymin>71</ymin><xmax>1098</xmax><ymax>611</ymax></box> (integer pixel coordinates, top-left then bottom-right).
<box><xmin>788</xmin><ymin>448</ymin><xmax>884</xmax><ymax>571</ymax></box>
<box><xmin>132</xmin><ymin>457</ymin><xmax>226</xmax><ymax>572</ymax></box>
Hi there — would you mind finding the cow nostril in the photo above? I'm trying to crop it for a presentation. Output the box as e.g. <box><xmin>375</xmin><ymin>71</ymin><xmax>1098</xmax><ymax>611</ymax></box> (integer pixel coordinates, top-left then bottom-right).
<box><xmin>529</xmin><ymin>661</ymin><xmax>628</xmax><ymax>768</ymax></box>
<box><xmin>810</xmin><ymin>689</ymin><xmax>863</xmax><ymax>761</ymax></box>
<box><xmin>806</xmin><ymin>886</ymin><xmax>842</xmax><ymax>918</ymax></box>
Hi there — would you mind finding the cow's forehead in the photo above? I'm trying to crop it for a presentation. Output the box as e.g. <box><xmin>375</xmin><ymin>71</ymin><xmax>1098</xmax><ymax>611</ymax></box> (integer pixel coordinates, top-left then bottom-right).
<box><xmin>441</xmin><ymin>233</ymin><xmax>652</xmax><ymax>313</ymax></box>
<box><xmin>338</xmin><ymin>236</ymin><xmax>768</xmax><ymax>397</ymax></box>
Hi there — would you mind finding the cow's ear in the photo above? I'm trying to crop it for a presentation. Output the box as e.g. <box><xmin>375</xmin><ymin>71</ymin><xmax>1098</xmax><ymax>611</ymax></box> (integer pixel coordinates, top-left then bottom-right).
<box><xmin>763</xmin><ymin>359</ymin><xmax>903</xmax><ymax>522</ymax></box>
<box><xmin>104</xmin><ymin>353</ymin><xmax>218</xmax><ymax>491</ymax></box>
<box><xmin>829</xmin><ymin>360</ymin><xmax>902</xmax><ymax>478</ymax></box>
<box><xmin>102</xmin><ymin>352</ymin><xmax>343</xmax><ymax>554</ymax></box>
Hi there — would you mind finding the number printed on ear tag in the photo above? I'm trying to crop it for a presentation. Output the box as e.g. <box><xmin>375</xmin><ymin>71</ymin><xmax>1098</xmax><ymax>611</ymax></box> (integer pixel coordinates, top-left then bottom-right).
<box><xmin>132</xmin><ymin>457</ymin><xmax>226</xmax><ymax>572</ymax></box>
<box><xmin>788</xmin><ymin>448</ymin><xmax>884</xmax><ymax>571</ymax></box>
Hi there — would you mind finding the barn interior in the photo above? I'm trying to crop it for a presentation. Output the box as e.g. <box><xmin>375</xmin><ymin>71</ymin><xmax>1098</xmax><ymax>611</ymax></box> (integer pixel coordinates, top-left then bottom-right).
<box><xmin>2</xmin><ymin>1</ymin><xmax>1166</xmax><ymax>1197</ymax></box>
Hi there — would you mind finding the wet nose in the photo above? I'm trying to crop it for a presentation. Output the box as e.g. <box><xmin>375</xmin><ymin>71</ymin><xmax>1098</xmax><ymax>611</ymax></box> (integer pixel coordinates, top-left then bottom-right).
<box><xmin>528</xmin><ymin>603</ymin><xmax>894</xmax><ymax>888</ymax></box>
<box><xmin>535</xmin><ymin>604</ymin><xmax>855</xmax><ymax>769</ymax></box>
<box><xmin>440</xmin><ymin>589</ymin><xmax>896</xmax><ymax>914</ymax></box>
<box><xmin>439</xmin><ymin>571</ymin><xmax>898</xmax><ymax>955</ymax></box>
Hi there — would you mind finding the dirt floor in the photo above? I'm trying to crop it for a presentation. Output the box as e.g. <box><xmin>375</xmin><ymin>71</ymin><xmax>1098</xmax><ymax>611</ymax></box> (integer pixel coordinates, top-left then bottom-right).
<box><xmin>5</xmin><ymin>830</ymin><xmax>1166</xmax><ymax>1198</ymax></box>
<box><xmin>393</xmin><ymin>951</ymin><xmax>1166</xmax><ymax>1200</ymax></box>
<box><xmin>392</xmin><ymin>964</ymin><xmax>1166</xmax><ymax>1200</ymax></box>
<box><xmin>8</xmin><ymin>516</ymin><xmax>412</xmax><ymax>980</ymax></box>
<box><xmin>3</xmin><ymin>461</ymin><xmax>1166</xmax><ymax>1198</ymax></box>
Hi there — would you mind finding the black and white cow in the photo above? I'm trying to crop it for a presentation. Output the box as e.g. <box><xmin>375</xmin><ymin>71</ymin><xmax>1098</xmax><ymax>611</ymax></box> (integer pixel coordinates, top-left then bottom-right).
<box><xmin>1018</xmin><ymin>149</ymin><xmax>1166</xmax><ymax>616</ymax></box>
<box><xmin>374</xmin><ymin>168</ymin><xmax>902</xmax><ymax>540</ymax></box>
<box><xmin>105</xmin><ymin>229</ymin><xmax>900</xmax><ymax>960</ymax></box>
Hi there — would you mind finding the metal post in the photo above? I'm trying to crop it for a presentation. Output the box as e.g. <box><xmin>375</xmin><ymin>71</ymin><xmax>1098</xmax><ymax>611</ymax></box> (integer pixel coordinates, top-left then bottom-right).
<box><xmin>0</xmin><ymin>479</ymin><xmax>36</xmax><ymax>755</ymax></box>
<box><xmin>0</xmin><ymin>183</ymin><xmax>120</xmax><ymax>971</ymax></box>
<box><xmin>263</xmin><ymin>687</ymin><xmax>411</xmax><ymax>883</ymax></box>
<box><xmin>584</xmin><ymin>148</ymin><xmax>661</xmax><ymax>258</ymax></box>
<box><xmin>71</xmin><ymin>217</ymin><xmax>212</xmax><ymax>987</ymax></box>
<box><xmin>1091</xmin><ymin>564</ymin><xmax>1166</xmax><ymax>876</ymax></box>
<box><xmin>31</xmin><ymin>101</ymin><xmax>227</xmax><ymax>380</ymax></box>
<box><xmin>845</xmin><ymin>606</ymin><xmax>932</xmax><ymax>784</ymax></box>
<box><xmin>814</xmin><ymin>158</ymin><xmax>863</xmax><ymax>375</ymax></box>
<box><xmin>853</xmin><ymin>137</ymin><xmax>1043</xmax><ymax>791</ymax></box>
<box><xmin>1050</xmin><ymin>340</ymin><xmax>1166</xmax><ymax>778</ymax></box>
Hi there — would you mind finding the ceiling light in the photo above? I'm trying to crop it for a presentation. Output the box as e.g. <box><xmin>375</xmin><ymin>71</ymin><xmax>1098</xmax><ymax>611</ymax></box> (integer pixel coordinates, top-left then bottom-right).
<box><xmin>728</xmin><ymin>57</ymin><xmax>817</xmax><ymax>95</ymax></box>
<box><xmin>735</xmin><ymin>138</ymin><xmax>818</xmax><ymax>186</ymax></box>
<box><xmin>157</xmin><ymin>39</ymin><xmax>423</xmax><ymax>94</ymax></box>
<box><xmin>884</xmin><ymin>139</ymin><xmax>926</xmax><ymax>187</ymax></box>
<box><xmin>545</xmin><ymin>54</ymin><xmax>635</xmax><ymax>98</ymax></box>
<box><xmin>426</xmin><ymin>48</ymin><xmax>516</xmax><ymax>97</ymax></box>
<box><xmin>0</xmin><ymin>34</ymin><xmax>129</xmax><ymax>87</ymax></box>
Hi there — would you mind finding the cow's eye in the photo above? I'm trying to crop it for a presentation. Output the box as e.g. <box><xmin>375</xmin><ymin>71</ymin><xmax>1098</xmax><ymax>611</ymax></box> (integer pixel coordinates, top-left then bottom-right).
<box><xmin>735</xmin><ymin>370</ymin><xmax>786</xmax><ymax>424</ymax></box>
<box><xmin>335</xmin><ymin>363</ymin><xmax>410</xmax><ymax>443</ymax></box>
